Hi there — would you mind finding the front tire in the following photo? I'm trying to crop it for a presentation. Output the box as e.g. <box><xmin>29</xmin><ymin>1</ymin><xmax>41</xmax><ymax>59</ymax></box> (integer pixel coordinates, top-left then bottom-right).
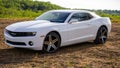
<box><xmin>43</xmin><ymin>32</ymin><xmax>61</xmax><ymax>53</ymax></box>
<box><xmin>94</xmin><ymin>26</ymin><xmax>108</xmax><ymax>44</ymax></box>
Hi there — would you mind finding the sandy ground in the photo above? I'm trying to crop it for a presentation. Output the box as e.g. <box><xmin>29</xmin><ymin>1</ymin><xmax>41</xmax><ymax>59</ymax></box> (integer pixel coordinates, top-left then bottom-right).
<box><xmin>0</xmin><ymin>19</ymin><xmax>120</xmax><ymax>68</ymax></box>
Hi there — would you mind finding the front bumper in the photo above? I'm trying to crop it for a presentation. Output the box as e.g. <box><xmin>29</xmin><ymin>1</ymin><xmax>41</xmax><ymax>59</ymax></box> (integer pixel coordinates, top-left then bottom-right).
<box><xmin>4</xmin><ymin>31</ymin><xmax>44</xmax><ymax>50</ymax></box>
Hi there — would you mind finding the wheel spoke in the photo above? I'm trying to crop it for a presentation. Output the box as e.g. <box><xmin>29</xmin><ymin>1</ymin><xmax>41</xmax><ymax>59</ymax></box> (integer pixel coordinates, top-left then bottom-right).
<box><xmin>52</xmin><ymin>38</ymin><xmax>58</xmax><ymax>44</ymax></box>
<box><xmin>47</xmin><ymin>45</ymin><xmax>51</xmax><ymax>52</ymax></box>
<box><xmin>51</xmin><ymin>44</ymin><xmax>57</xmax><ymax>50</ymax></box>
<box><xmin>102</xmin><ymin>29</ymin><xmax>106</xmax><ymax>35</ymax></box>
<box><xmin>102</xmin><ymin>36</ymin><xmax>107</xmax><ymax>39</ymax></box>
<box><xmin>100</xmin><ymin>29</ymin><xmax>103</xmax><ymax>35</ymax></box>
<box><xmin>44</xmin><ymin>41</ymin><xmax>49</xmax><ymax>45</ymax></box>
<box><xmin>49</xmin><ymin>35</ymin><xmax>52</xmax><ymax>42</ymax></box>
<box><xmin>101</xmin><ymin>37</ymin><xmax>104</xmax><ymax>43</ymax></box>
<box><xmin>102</xmin><ymin>31</ymin><xmax>105</xmax><ymax>35</ymax></box>
<box><xmin>100</xmin><ymin>36</ymin><xmax>106</xmax><ymax>43</ymax></box>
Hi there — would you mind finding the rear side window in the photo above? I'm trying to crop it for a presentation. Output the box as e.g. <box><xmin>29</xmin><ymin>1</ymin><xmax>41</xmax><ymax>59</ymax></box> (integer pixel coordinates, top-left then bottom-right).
<box><xmin>70</xmin><ymin>13</ymin><xmax>93</xmax><ymax>21</ymax></box>
<box><xmin>85</xmin><ymin>13</ymin><xmax>94</xmax><ymax>20</ymax></box>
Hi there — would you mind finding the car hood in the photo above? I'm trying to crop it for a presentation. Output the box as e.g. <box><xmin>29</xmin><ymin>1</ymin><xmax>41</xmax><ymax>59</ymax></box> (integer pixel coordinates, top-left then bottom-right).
<box><xmin>6</xmin><ymin>20</ymin><xmax>58</xmax><ymax>31</ymax></box>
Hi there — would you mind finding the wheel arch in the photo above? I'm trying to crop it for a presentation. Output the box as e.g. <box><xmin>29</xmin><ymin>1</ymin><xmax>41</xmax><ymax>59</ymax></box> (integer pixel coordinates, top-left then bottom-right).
<box><xmin>98</xmin><ymin>25</ymin><xmax>108</xmax><ymax>34</ymax></box>
<box><xmin>50</xmin><ymin>31</ymin><xmax>61</xmax><ymax>41</ymax></box>
<box><xmin>100</xmin><ymin>25</ymin><xmax>108</xmax><ymax>30</ymax></box>
<box><xmin>45</xmin><ymin>30</ymin><xmax>62</xmax><ymax>43</ymax></box>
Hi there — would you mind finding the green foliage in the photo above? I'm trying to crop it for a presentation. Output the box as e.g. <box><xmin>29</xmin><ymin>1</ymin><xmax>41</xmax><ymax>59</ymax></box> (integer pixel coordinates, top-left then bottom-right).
<box><xmin>96</xmin><ymin>11</ymin><xmax>120</xmax><ymax>23</ymax></box>
<box><xmin>0</xmin><ymin>0</ymin><xmax>120</xmax><ymax>23</ymax></box>
<box><xmin>0</xmin><ymin>0</ymin><xmax>64</xmax><ymax>18</ymax></box>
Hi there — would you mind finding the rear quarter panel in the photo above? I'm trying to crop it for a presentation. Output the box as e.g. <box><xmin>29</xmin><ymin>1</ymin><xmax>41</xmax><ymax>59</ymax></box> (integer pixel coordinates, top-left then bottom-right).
<box><xmin>92</xmin><ymin>17</ymin><xmax>111</xmax><ymax>37</ymax></box>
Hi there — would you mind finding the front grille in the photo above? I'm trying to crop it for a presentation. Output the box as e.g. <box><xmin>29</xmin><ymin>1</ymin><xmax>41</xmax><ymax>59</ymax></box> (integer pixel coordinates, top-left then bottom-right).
<box><xmin>6</xmin><ymin>30</ymin><xmax>35</xmax><ymax>37</ymax></box>
<box><xmin>6</xmin><ymin>40</ymin><xmax>26</xmax><ymax>46</ymax></box>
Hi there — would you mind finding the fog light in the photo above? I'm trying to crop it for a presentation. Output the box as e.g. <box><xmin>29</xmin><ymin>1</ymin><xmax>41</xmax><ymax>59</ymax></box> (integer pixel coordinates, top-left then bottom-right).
<box><xmin>29</xmin><ymin>41</ymin><xmax>33</xmax><ymax>46</ymax></box>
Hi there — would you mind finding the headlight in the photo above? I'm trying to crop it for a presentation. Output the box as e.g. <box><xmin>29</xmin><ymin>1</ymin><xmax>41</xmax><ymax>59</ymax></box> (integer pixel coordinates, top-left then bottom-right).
<box><xmin>5</xmin><ymin>29</ymin><xmax>37</xmax><ymax>37</ymax></box>
<box><xmin>27</xmin><ymin>32</ymin><xmax>36</xmax><ymax>36</ymax></box>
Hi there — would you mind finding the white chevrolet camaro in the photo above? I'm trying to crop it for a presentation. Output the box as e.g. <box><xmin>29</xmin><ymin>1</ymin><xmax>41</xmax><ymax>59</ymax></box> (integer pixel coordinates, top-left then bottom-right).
<box><xmin>4</xmin><ymin>10</ymin><xmax>111</xmax><ymax>53</ymax></box>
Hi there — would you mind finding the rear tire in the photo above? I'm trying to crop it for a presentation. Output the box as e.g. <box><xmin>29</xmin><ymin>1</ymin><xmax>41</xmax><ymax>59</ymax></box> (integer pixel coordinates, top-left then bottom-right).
<box><xmin>43</xmin><ymin>32</ymin><xmax>61</xmax><ymax>53</ymax></box>
<box><xmin>94</xmin><ymin>26</ymin><xmax>108</xmax><ymax>44</ymax></box>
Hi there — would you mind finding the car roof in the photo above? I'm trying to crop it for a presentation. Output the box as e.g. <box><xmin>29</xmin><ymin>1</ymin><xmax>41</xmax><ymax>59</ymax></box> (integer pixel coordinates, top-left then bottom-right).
<box><xmin>48</xmin><ymin>10</ymin><xmax>100</xmax><ymax>18</ymax></box>
<box><xmin>49</xmin><ymin>10</ymin><xmax>93</xmax><ymax>13</ymax></box>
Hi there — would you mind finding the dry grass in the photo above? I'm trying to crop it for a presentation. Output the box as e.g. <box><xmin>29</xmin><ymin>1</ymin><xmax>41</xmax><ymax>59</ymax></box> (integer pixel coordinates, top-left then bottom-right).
<box><xmin>0</xmin><ymin>19</ymin><xmax>120</xmax><ymax>68</ymax></box>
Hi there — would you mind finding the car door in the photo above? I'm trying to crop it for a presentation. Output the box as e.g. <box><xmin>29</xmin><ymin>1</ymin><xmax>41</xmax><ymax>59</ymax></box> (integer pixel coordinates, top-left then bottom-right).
<box><xmin>65</xmin><ymin>12</ymin><xmax>94</xmax><ymax>45</ymax></box>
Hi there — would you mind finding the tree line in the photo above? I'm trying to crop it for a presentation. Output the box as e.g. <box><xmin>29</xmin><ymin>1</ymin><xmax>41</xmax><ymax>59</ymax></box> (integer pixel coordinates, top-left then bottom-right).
<box><xmin>0</xmin><ymin>0</ymin><xmax>64</xmax><ymax>18</ymax></box>
<box><xmin>0</xmin><ymin>0</ymin><xmax>120</xmax><ymax>23</ymax></box>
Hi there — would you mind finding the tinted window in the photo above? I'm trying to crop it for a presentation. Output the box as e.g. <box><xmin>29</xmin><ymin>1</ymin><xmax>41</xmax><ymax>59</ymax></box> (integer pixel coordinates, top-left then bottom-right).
<box><xmin>70</xmin><ymin>13</ymin><xmax>93</xmax><ymax>22</ymax></box>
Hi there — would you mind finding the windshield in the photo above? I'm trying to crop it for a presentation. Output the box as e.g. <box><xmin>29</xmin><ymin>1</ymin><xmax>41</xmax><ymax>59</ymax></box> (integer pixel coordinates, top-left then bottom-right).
<box><xmin>35</xmin><ymin>11</ymin><xmax>71</xmax><ymax>23</ymax></box>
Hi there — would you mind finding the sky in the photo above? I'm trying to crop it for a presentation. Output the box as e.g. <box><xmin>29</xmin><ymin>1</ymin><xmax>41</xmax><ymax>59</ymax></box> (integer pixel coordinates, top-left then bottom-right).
<box><xmin>37</xmin><ymin>0</ymin><xmax>120</xmax><ymax>10</ymax></box>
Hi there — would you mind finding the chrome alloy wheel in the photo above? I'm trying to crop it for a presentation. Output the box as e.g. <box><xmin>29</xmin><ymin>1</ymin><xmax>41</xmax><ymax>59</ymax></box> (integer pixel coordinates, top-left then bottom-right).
<box><xmin>99</xmin><ymin>27</ymin><xmax>107</xmax><ymax>43</ymax></box>
<box><xmin>94</xmin><ymin>26</ymin><xmax>108</xmax><ymax>44</ymax></box>
<box><xmin>43</xmin><ymin>32</ymin><xmax>61</xmax><ymax>53</ymax></box>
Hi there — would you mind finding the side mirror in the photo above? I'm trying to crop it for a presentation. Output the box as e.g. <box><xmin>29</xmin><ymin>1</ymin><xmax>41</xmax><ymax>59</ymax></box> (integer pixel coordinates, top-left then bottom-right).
<box><xmin>69</xmin><ymin>19</ymin><xmax>78</xmax><ymax>24</ymax></box>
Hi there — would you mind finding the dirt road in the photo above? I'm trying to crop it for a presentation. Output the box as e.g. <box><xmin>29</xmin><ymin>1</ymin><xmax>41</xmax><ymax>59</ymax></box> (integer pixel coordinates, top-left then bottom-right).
<box><xmin>0</xmin><ymin>19</ymin><xmax>120</xmax><ymax>68</ymax></box>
